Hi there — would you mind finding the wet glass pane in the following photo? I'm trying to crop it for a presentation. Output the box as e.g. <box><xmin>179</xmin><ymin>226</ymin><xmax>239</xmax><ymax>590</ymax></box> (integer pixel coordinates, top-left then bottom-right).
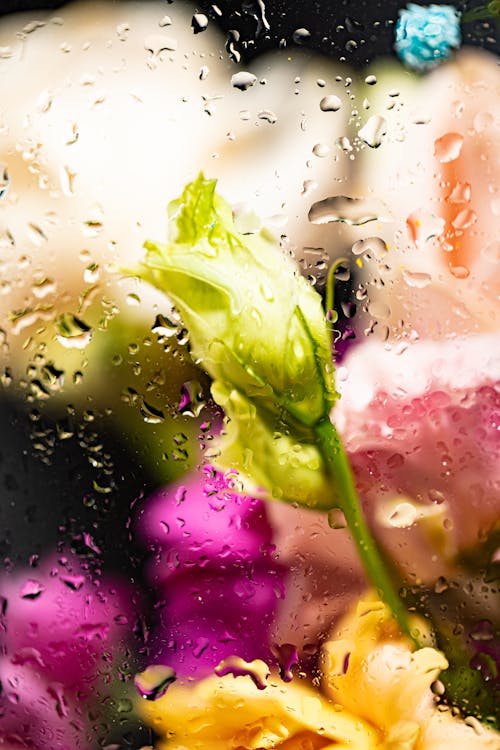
<box><xmin>0</xmin><ymin>2</ymin><xmax>499</xmax><ymax>749</ymax></box>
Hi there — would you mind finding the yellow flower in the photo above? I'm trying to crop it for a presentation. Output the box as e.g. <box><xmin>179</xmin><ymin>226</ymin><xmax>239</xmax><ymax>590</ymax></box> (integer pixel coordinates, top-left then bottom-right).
<box><xmin>323</xmin><ymin>596</ymin><xmax>499</xmax><ymax>750</ymax></box>
<box><xmin>139</xmin><ymin>597</ymin><xmax>500</xmax><ymax>750</ymax></box>
<box><xmin>140</xmin><ymin>669</ymin><xmax>377</xmax><ymax>750</ymax></box>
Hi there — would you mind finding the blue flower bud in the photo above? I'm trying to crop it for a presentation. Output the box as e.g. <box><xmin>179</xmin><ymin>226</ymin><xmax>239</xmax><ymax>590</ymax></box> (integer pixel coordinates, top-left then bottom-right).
<box><xmin>395</xmin><ymin>3</ymin><xmax>461</xmax><ymax>72</ymax></box>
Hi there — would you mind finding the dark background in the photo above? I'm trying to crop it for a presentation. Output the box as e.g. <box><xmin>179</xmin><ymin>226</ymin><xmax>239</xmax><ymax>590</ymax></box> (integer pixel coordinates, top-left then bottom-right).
<box><xmin>0</xmin><ymin>0</ymin><xmax>498</xmax><ymax>64</ymax></box>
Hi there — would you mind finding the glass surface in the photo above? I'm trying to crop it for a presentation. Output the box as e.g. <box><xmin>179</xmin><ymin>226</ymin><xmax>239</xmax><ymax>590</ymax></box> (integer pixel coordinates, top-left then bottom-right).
<box><xmin>0</xmin><ymin>2</ymin><xmax>499</xmax><ymax>749</ymax></box>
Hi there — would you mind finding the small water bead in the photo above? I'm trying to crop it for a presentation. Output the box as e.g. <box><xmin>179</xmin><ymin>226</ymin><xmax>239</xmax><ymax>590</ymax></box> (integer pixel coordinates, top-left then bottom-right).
<box><xmin>481</xmin><ymin>240</ymin><xmax>500</xmax><ymax>263</ymax></box>
<box><xmin>231</xmin><ymin>71</ymin><xmax>257</xmax><ymax>91</ymax></box>
<box><xmin>312</xmin><ymin>143</ymin><xmax>329</xmax><ymax>158</ymax></box>
<box><xmin>364</xmin><ymin>74</ymin><xmax>377</xmax><ymax>85</ymax></box>
<box><xmin>134</xmin><ymin>665</ymin><xmax>176</xmax><ymax>701</ymax></box>
<box><xmin>319</xmin><ymin>95</ymin><xmax>342</xmax><ymax>112</ymax></box>
<box><xmin>0</xmin><ymin>165</ymin><xmax>10</xmax><ymax>199</ymax></box>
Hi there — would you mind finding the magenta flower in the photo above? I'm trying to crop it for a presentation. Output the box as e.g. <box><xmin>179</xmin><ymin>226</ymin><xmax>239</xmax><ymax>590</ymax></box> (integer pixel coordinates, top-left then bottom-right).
<box><xmin>135</xmin><ymin>465</ymin><xmax>284</xmax><ymax>678</ymax></box>
<box><xmin>0</xmin><ymin>554</ymin><xmax>133</xmax><ymax>749</ymax></box>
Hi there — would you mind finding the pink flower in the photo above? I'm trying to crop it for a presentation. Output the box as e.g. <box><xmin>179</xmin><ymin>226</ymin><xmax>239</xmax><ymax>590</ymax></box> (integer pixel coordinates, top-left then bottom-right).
<box><xmin>335</xmin><ymin>334</ymin><xmax>500</xmax><ymax>573</ymax></box>
<box><xmin>0</xmin><ymin>554</ymin><xmax>133</xmax><ymax>749</ymax></box>
<box><xmin>135</xmin><ymin>466</ymin><xmax>284</xmax><ymax>678</ymax></box>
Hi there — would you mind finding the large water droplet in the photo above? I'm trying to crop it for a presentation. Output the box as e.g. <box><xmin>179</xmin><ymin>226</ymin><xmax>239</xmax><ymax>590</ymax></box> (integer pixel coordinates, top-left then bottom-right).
<box><xmin>134</xmin><ymin>665</ymin><xmax>176</xmax><ymax>700</ymax></box>
<box><xmin>319</xmin><ymin>95</ymin><xmax>342</xmax><ymax>112</ymax></box>
<box><xmin>358</xmin><ymin>115</ymin><xmax>387</xmax><ymax>148</ymax></box>
<box><xmin>214</xmin><ymin>656</ymin><xmax>270</xmax><ymax>690</ymax></box>
<box><xmin>309</xmin><ymin>196</ymin><xmax>389</xmax><ymax>226</ymax></box>
<box><xmin>272</xmin><ymin>643</ymin><xmax>299</xmax><ymax>682</ymax></box>
<box><xmin>191</xmin><ymin>13</ymin><xmax>208</xmax><ymax>33</ymax></box>
<box><xmin>402</xmin><ymin>269</ymin><xmax>432</xmax><ymax>288</ymax></box>
<box><xmin>351</xmin><ymin>236</ymin><xmax>387</xmax><ymax>258</ymax></box>
<box><xmin>434</xmin><ymin>132</ymin><xmax>464</xmax><ymax>163</ymax></box>
<box><xmin>292</xmin><ymin>28</ymin><xmax>311</xmax><ymax>44</ymax></box>
<box><xmin>178</xmin><ymin>379</ymin><xmax>205</xmax><ymax>418</ymax></box>
<box><xmin>231</xmin><ymin>71</ymin><xmax>257</xmax><ymax>91</ymax></box>
<box><xmin>55</xmin><ymin>313</ymin><xmax>92</xmax><ymax>349</ymax></box>
<box><xmin>406</xmin><ymin>208</ymin><xmax>445</xmax><ymax>246</ymax></box>
<box><xmin>19</xmin><ymin>579</ymin><xmax>45</xmax><ymax>599</ymax></box>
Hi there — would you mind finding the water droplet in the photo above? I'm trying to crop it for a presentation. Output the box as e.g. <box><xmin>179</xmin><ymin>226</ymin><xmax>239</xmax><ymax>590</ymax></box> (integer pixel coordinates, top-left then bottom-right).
<box><xmin>158</xmin><ymin>15</ymin><xmax>172</xmax><ymax>27</ymax></box>
<box><xmin>447</xmin><ymin>181</ymin><xmax>471</xmax><ymax>204</ymax></box>
<box><xmin>144</xmin><ymin>34</ymin><xmax>177</xmax><ymax>55</ymax></box>
<box><xmin>0</xmin><ymin>164</ymin><xmax>10</xmax><ymax>199</ymax></box>
<box><xmin>351</xmin><ymin>236</ymin><xmax>387</xmax><ymax>258</ymax></box>
<box><xmin>434</xmin><ymin>576</ymin><xmax>449</xmax><ymax>594</ymax></box>
<box><xmin>402</xmin><ymin>269</ymin><xmax>432</xmax><ymax>288</ymax></box>
<box><xmin>449</xmin><ymin>264</ymin><xmax>470</xmax><ymax>279</ymax></box>
<box><xmin>312</xmin><ymin>143</ymin><xmax>329</xmax><ymax>158</ymax></box>
<box><xmin>11</xmin><ymin>646</ymin><xmax>46</xmax><ymax>667</ymax></box>
<box><xmin>59</xmin><ymin>165</ymin><xmax>76</xmax><ymax>196</ymax></box>
<box><xmin>386</xmin><ymin>501</ymin><xmax>418</xmax><ymax>528</ymax></box>
<box><xmin>140</xmin><ymin>399</ymin><xmax>165</xmax><ymax>424</ymax></box>
<box><xmin>328</xmin><ymin>508</ymin><xmax>347</xmax><ymax>529</ymax></box>
<box><xmin>319</xmin><ymin>95</ymin><xmax>342</xmax><ymax>112</ymax></box>
<box><xmin>364</xmin><ymin>74</ymin><xmax>377</xmax><ymax>85</ymax></box>
<box><xmin>309</xmin><ymin>196</ymin><xmax>389</xmax><ymax>226</ymax></box>
<box><xmin>214</xmin><ymin>656</ymin><xmax>270</xmax><ymax>690</ymax></box>
<box><xmin>231</xmin><ymin>71</ymin><xmax>257</xmax><ymax>91</ymax></box>
<box><xmin>55</xmin><ymin>313</ymin><xmax>92</xmax><ymax>349</ymax></box>
<box><xmin>60</xmin><ymin>574</ymin><xmax>85</xmax><ymax>591</ymax></box>
<box><xmin>451</xmin><ymin>208</ymin><xmax>477</xmax><ymax>230</ymax></box>
<box><xmin>178</xmin><ymin>379</ymin><xmax>205</xmax><ymax>418</ymax></box>
<box><xmin>406</xmin><ymin>208</ymin><xmax>445</xmax><ymax>246</ymax></box>
<box><xmin>272</xmin><ymin>643</ymin><xmax>299</xmax><ymax>682</ymax></box>
<box><xmin>258</xmin><ymin>109</ymin><xmax>277</xmax><ymax>124</ymax></box>
<box><xmin>481</xmin><ymin>240</ymin><xmax>500</xmax><ymax>263</ymax></box>
<box><xmin>191</xmin><ymin>13</ymin><xmax>208</xmax><ymax>33</ymax></box>
<box><xmin>116</xmin><ymin>22</ymin><xmax>130</xmax><ymax>41</ymax></box>
<box><xmin>19</xmin><ymin>578</ymin><xmax>45</xmax><ymax>599</ymax></box>
<box><xmin>434</xmin><ymin>132</ymin><xmax>464</xmax><ymax>163</ymax></box>
<box><xmin>292</xmin><ymin>28</ymin><xmax>311</xmax><ymax>44</ymax></box>
<box><xmin>428</xmin><ymin>489</ymin><xmax>446</xmax><ymax>505</ymax></box>
<box><xmin>152</xmin><ymin>313</ymin><xmax>179</xmax><ymax>337</ymax></box>
<box><xmin>368</xmin><ymin>300</ymin><xmax>390</xmax><ymax>320</ymax></box>
<box><xmin>336</xmin><ymin>135</ymin><xmax>353</xmax><ymax>152</ymax></box>
<box><xmin>473</xmin><ymin>111</ymin><xmax>493</xmax><ymax>133</ymax></box>
<box><xmin>32</xmin><ymin>276</ymin><xmax>56</xmax><ymax>299</ymax></box>
<box><xmin>84</xmin><ymin>263</ymin><xmax>100</xmax><ymax>283</ymax></box>
<box><xmin>358</xmin><ymin>115</ymin><xmax>387</xmax><ymax>148</ymax></box>
<box><xmin>134</xmin><ymin>665</ymin><xmax>176</xmax><ymax>700</ymax></box>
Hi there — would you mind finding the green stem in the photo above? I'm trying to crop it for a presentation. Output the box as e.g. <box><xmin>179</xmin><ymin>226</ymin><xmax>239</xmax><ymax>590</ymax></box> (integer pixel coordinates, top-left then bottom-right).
<box><xmin>315</xmin><ymin>416</ymin><xmax>416</xmax><ymax>643</ymax></box>
<box><xmin>325</xmin><ymin>257</ymin><xmax>348</xmax><ymax>319</ymax></box>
